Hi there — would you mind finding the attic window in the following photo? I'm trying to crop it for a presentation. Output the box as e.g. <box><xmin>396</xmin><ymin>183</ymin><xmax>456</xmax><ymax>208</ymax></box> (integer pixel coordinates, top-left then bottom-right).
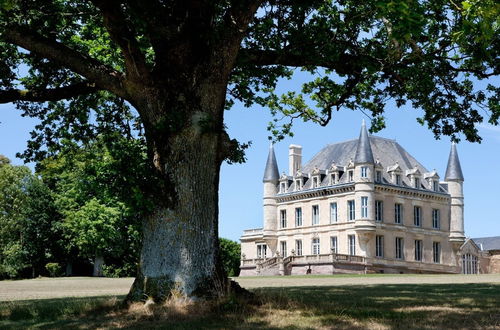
<box><xmin>376</xmin><ymin>171</ymin><xmax>382</xmax><ymax>183</ymax></box>
<box><xmin>361</xmin><ymin>167</ymin><xmax>368</xmax><ymax>178</ymax></box>
<box><xmin>330</xmin><ymin>173</ymin><xmax>335</xmax><ymax>185</ymax></box>
<box><xmin>348</xmin><ymin>170</ymin><xmax>354</xmax><ymax>182</ymax></box>
<box><xmin>280</xmin><ymin>182</ymin><xmax>287</xmax><ymax>193</ymax></box>
<box><xmin>295</xmin><ymin>179</ymin><xmax>302</xmax><ymax>190</ymax></box>
<box><xmin>433</xmin><ymin>181</ymin><xmax>439</xmax><ymax>192</ymax></box>
<box><xmin>396</xmin><ymin>174</ymin><xmax>401</xmax><ymax>185</ymax></box>
<box><xmin>415</xmin><ymin>178</ymin><xmax>420</xmax><ymax>189</ymax></box>
<box><xmin>312</xmin><ymin>176</ymin><xmax>319</xmax><ymax>188</ymax></box>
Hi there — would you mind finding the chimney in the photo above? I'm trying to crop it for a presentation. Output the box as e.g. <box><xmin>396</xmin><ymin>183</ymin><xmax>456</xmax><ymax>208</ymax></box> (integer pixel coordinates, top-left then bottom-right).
<box><xmin>289</xmin><ymin>144</ymin><xmax>302</xmax><ymax>176</ymax></box>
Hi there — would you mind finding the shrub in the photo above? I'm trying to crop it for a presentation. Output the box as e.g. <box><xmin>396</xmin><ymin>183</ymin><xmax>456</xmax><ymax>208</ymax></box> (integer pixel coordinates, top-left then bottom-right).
<box><xmin>45</xmin><ymin>262</ymin><xmax>62</xmax><ymax>277</ymax></box>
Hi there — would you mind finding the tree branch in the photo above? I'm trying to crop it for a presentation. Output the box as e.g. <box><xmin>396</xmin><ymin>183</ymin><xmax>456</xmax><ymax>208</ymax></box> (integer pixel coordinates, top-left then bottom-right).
<box><xmin>90</xmin><ymin>0</ymin><xmax>150</xmax><ymax>82</ymax></box>
<box><xmin>2</xmin><ymin>27</ymin><xmax>127</xmax><ymax>99</ymax></box>
<box><xmin>0</xmin><ymin>82</ymin><xmax>100</xmax><ymax>104</ymax></box>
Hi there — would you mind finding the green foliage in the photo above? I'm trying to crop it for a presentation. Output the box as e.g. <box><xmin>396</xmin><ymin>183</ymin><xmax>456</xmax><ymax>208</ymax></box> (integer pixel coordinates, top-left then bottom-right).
<box><xmin>45</xmin><ymin>262</ymin><xmax>62</xmax><ymax>277</ymax></box>
<box><xmin>219</xmin><ymin>238</ymin><xmax>241</xmax><ymax>277</ymax></box>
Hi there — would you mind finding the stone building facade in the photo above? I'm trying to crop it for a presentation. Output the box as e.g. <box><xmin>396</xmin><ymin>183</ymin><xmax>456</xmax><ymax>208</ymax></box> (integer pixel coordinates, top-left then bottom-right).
<box><xmin>240</xmin><ymin>122</ymin><xmax>473</xmax><ymax>276</ymax></box>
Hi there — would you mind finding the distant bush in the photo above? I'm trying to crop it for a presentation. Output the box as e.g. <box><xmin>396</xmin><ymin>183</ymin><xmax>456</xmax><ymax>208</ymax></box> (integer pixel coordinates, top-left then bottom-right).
<box><xmin>45</xmin><ymin>263</ymin><xmax>62</xmax><ymax>277</ymax></box>
<box><xmin>219</xmin><ymin>238</ymin><xmax>241</xmax><ymax>277</ymax></box>
<box><xmin>102</xmin><ymin>263</ymin><xmax>136</xmax><ymax>278</ymax></box>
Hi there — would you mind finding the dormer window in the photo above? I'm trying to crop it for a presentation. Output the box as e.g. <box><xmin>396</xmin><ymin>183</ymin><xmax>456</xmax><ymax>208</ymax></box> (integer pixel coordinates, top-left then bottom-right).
<box><xmin>396</xmin><ymin>174</ymin><xmax>401</xmax><ymax>185</ymax></box>
<box><xmin>348</xmin><ymin>170</ymin><xmax>354</xmax><ymax>182</ymax></box>
<box><xmin>329</xmin><ymin>173</ymin><xmax>335</xmax><ymax>185</ymax></box>
<box><xmin>295</xmin><ymin>179</ymin><xmax>302</xmax><ymax>190</ymax></box>
<box><xmin>312</xmin><ymin>176</ymin><xmax>319</xmax><ymax>188</ymax></box>
<box><xmin>376</xmin><ymin>171</ymin><xmax>382</xmax><ymax>183</ymax></box>
<box><xmin>415</xmin><ymin>178</ymin><xmax>420</xmax><ymax>189</ymax></box>
<box><xmin>433</xmin><ymin>181</ymin><xmax>439</xmax><ymax>192</ymax></box>
<box><xmin>361</xmin><ymin>167</ymin><xmax>368</xmax><ymax>178</ymax></box>
<box><xmin>280</xmin><ymin>182</ymin><xmax>287</xmax><ymax>193</ymax></box>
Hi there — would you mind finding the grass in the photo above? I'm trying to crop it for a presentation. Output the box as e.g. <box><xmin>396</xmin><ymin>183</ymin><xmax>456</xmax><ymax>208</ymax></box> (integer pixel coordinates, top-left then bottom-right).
<box><xmin>1</xmin><ymin>281</ymin><xmax>499</xmax><ymax>329</ymax></box>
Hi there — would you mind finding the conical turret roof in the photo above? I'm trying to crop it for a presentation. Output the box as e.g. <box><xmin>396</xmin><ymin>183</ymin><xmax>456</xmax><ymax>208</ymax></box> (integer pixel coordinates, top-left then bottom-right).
<box><xmin>445</xmin><ymin>143</ymin><xmax>464</xmax><ymax>181</ymax></box>
<box><xmin>263</xmin><ymin>143</ymin><xmax>279</xmax><ymax>182</ymax></box>
<box><xmin>354</xmin><ymin>120</ymin><xmax>374</xmax><ymax>164</ymax></box>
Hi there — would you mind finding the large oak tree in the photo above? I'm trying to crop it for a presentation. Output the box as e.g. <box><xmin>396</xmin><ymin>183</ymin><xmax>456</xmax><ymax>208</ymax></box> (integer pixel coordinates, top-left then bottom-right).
<box><xmin>0</xmin><ymin>0</ymin><xmax>498</xmax><ymax>301</ymax></box>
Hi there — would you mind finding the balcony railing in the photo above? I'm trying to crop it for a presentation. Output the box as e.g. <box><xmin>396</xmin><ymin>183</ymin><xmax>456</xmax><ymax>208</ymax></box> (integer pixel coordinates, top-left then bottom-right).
<box><xmin>241</xmin><ymin>253</ymin><xmax>366</xmax><ymax>267</ymax></box>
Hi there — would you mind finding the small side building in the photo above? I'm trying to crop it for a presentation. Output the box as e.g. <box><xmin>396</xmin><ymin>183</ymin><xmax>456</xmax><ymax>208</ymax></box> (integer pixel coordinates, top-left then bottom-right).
<box><xmin>471</xmin><ymin>236</ymin><xmax>500</xmax><ymax>274</ymax></box>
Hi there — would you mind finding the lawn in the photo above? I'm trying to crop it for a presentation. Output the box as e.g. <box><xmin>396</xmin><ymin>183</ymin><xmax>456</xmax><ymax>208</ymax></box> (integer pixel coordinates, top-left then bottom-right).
<box><xmin>0</xmin><ymin>275</ymin><xmax>499</xmax><ymax>329</ymax></box>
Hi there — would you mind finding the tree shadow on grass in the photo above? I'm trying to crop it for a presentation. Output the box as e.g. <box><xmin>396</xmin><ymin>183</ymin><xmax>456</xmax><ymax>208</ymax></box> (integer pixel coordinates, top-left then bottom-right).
<box><xmin>1</xmin><ymin>283</ymin><xmax>499</xmax><ymax>329</ymax></box>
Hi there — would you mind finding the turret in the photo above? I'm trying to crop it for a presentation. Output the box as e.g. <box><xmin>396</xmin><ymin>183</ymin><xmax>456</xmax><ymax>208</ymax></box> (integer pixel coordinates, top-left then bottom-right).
<box><xmin>263</xmin><ymin>143</ymin><xmax>279</xmax><ymax>234</ymax></box>
<box><xmin>445</xmin><ymin>143</ymin><xmax>465</xmax><ymax>244</ymax></box>
<box><xmin>353</xmin><ymin>120</ymin><xmax>376</xmax><ymax>256</ymax></box>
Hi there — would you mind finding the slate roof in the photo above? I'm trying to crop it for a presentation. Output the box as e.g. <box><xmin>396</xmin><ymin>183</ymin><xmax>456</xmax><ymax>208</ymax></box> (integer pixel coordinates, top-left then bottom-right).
<box><xmin>263</xmin><ymin>144</ymin><xmax>279</xmax><ymax>183</ymax></box>
<box><xmin>445</xmin><ymin>143</ymin><xmax>464</xmax><ymax>181</ymax></box>
<box><xmin>472</xmin><ymin>236</ymin><xmax>500</xmax><ymax>251</ymax></box>
<box><xmin>354</xmin><ymin>120</ymin><xmax>374</xmax><ymax>164</ymax></box>
<box><xmin>299</xmin><ymin>136</ymin><xmax>434</xmax><ymax>190</ymax></box>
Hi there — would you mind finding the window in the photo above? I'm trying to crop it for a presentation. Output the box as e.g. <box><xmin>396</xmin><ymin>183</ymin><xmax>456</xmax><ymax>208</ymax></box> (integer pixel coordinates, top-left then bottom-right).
<box><xmin>280</xmin><ymin>210</ymin><xmax>287</xmax><ymax>228</ymax></box>
<box><xmin>329</xmin><ymin>173</ymin><xmax>336</xmax><ymax>185</ymax></box>
<box><xmin>348</xmin><ymin>170</ymin><xmax>354</xmax><ymax>182</ymax></box>
<box><xmin>257</xmin><ymin>244</ymin><xmax>267</xmax><ymax>259</ymax></box>
<box><xmin>394</xmin><ymin>203</ymin><xmax>403</xmax><ymax>224</ymax></box>
<box><xmin>295</xmin><ymin>179</ymin><xmax>302</xmax><ymax>190</ymax></box>
<box><xmin>330</xmin><ymin>236</ymin><xmax>338</xmax><ymax>254</ymax></box>
<box><xmin>395</xmin><ymin>237</ymin><xmax>404</xmax><ymax>259</ymax></box>
<box><xmin>312</xmin><ymin>176</ymin><xmax>319</xmax><ymax>188</ymax></box>
<box><xmin>361</xmin><ymin>197</ymin><xmax>368</xmax><ymax>218</ymax></box>
<box><xmin>375</xmin><ymin>200</ymin><xmax>383</xmax><ymax>222</ymax></box>
<box><xmin>433</xmin><ymin>242</ymin><xmax>441</xmax><ymax>263</ymax></box>
<box><xmin>462</xmin><ymin>254</ymin><xmax>478</xmax><ymax>274</ymax></box>
<box><xmin>432</xmin><ymin>209</ymin><xmax>440</xmax><ymax>229</ymax></box>
<box><xmin>414</xmin><ymin>240</ymin><xmax>423</xmax><ymax>261</ymax></box>
<box><xmin>415</xmin><ymin>178</ymin><xmax>420</xmax><ymax>189</ymax></box>
<box><xmin>312</xmin><ymin>205</ymin><xmax>320</xmax><ymax>225</ymax></box>
<box><xmin>330</xmin><ymin>202</ymin><xmax>338</xmax><ymax>223</ymax></box>
<box><xmin>280</xmin><ymin>241</ymin><xmax>287</xmax><ymax>258</ymax></box>
<box><xmin>280</xmin><ymin>182</ymin><xmax>287</xmax><ymax>193</ymax></box>
<box><xmin>396</xmin><ymin>174</ymin><xmax>401</xmax><ymax>185</ymax></box>
<box><xmin>348</xmin><ymin>200</ymin><xmax>356</xmax><ymax>221</ymax></box>
<box><xmin>376</xmin><ymin>235</ymin><xmax>384</xmax><ymax>258</ymax></box>
<box><xmin>295</xmin><ymin>240</ymin><xmax>303</xmax><ymax>256</ymax></box>
<box><xmin>414</xmin><ymin>206</ymin><xmax>422</xmax><ymax>227</ymax></box>
<box><xmin>348</xmin><ymin>235</ymin><xmax>356</xmax><ymax>255</ymax></box>
<box><xmin>295</xmin><ymin>207</ymin><xmax>302</xmax><ymax>227</ymax></box>
<box><xmin>433</xmin><ymin>181</ymin><xmax>439</xmax><ymax>192</ymax></box>
<box><xmin>312</xmin><ymin>238</ymin><xmax>320</xmax><ymax>255</ymax></box>
<box><xmin>375</xmin><ymin>170</ymin><xmax>382</xmax><ymax>183</ymax></box>
<box><xmin>361</xmin><ymin>166</ymin><xmax>368</xmax><ymax>178</ymax></box>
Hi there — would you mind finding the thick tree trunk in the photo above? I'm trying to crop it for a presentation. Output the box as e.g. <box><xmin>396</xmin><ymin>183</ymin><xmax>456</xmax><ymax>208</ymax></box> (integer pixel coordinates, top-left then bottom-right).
<box><xmin>126</xmin><ymin>95</ymin><xmax>228</xmax><ymax>302</ymax></box>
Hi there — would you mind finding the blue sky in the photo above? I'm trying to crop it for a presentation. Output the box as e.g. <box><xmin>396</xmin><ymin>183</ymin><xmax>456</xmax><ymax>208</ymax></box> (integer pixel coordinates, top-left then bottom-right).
<box><xmin>1</xmin><ymin>77</ymin><xmax>499</xmax><ymax>242</ymax></box>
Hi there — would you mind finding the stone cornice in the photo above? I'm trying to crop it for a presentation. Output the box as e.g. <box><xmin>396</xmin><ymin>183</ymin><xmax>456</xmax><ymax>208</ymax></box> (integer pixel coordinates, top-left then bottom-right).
<box><xmin>276</xmin><ymin>183</ymin><xmax>355</xmax><ymax>203</ymax></box>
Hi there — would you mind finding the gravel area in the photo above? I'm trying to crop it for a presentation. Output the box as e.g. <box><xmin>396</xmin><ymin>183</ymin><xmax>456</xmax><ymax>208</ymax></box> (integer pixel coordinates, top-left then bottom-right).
<box><xmin>1</xmin><ymin>274</ymin><xmax>499</xmax><ymax>301</ymax></box>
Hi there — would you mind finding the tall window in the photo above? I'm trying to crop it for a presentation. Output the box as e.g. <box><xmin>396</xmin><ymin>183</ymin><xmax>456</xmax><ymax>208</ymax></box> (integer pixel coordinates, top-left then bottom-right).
<box><xmin>280</xmin><ymin>241</ymin><xmax>287</xmax><ymax>258</ymax></box>
<box><xmin>415</xmin><ymin>178</ymin><xmax>420</xmax><ymax>189</ymax></box>
<box><xmin>312</xmin><ymin>205</ymin><xmax>320</xmax><ymax>225</ymax></box>
<box><xmin>414</xmin><ymin>240</ymin><xmax>423</xmax><ymax>261</ymax></box>
<box><xmin>330</xmin><ymin>202</ymin><xmax>338</xmax><ymax>223</ymax></box>
<box><xmin>348</xmin><ymin>200</ymin><xmax>355</xmax><ymax>221</ymax></box>
<box><xmin>280</xmin><ymin>182</ymin><xmax>287</xmax><ymax>193</ymax></box>
<box><xmin>295</xmin><ymin>207</ymin><xmax>302</xmax><ymax>227</ymax></box>
<box><xmin>375</xmin><ymin>170</ymin><xmax>382</xmax><ymax>183</ymax></box>
<box><xmin>312</xmin><ymin>238</ymin><xmax>320</xmax><ymax>255</ymax></box>
<box><xmin>375</xmin><ymin>200</ymin><xmax>383</xmax><ymax>222</ymax></box>
<box><xmin>280</xmin><ymin>210</ymin><xmax>287</xmax><ymax>228</ymax></box>
<box><xmin>396</xmin><ymin>174</ymin><xmax>401</xmax><ymax>185</ymax></box>
<box><xmin>414</xmin><ymin>206</ymin><xmax>422</xmax><ymax>227</ymax></box>
<box><xmin>295</xmin><ymin>240</ymin><xmax>303</xmax><ymax>256</ymax></box>
<box><xmin>348</xmin><ymin>170</ymin><xmax>354</xmax><ymax>182</ymax></box>
<box><xmin>257</xmin><ymin>244</ymin><xmax>267</xmax><ymax>259</ymax></box>
<box><xmin>376</xmin><ymin>235</ymin><xmax>384</xmax><ymax>258</ymax></box>
<box><xmin>361</xmin><ymin>166</ymin><xmax>368</xmax><ymax>178</ymax></box>
<box><xmin>394</xmin><ymin>203</ymin><xmax>403</xmax><ymax>224</ymax></box>
<box><xmin>330</xmin><ymin>236</ymin><xmax>338</xmax><ymax>254</ymax></box>
<box><xmin>395</xmin><ymin>237</ymin><xmax>404</xmax><ymax>259</ymax></box>
<box><xmin>432</xmin><ymin>209</ymin><xmax>440</xmax><ymax>229</ymax></box>
<box><xmin>361</xmin><ymin>196</ymin><xmax>368</xmax><ymax>218</ymax></box>
<box><xmin>348</xmin><ymin>235</ymin><xmax>356</xmax><ymax>255</ymax></box>
<box><xmin>433</xmin><ymin>181</ymin><xmax>439</xmax><ymax>192</ymax></box>
<box><xmin>295</xmin><ymin>179</ymin><xmax>302</xmax><ymax>190</ymax></box>
<box><xmin>433</xmin><ymin>242</ymin><xmax>441</xmax><ymax>263</ymax></box>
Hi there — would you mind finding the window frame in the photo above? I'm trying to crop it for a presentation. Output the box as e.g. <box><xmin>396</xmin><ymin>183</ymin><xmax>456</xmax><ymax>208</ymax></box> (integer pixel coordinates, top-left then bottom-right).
<box><xmin>295</xmin><ymin>207</ymin><xmax>302</xmax><ymax>227</ymax></box>
<box><xmin>414</xmin><ymin>239</ymin><xmax>423</xmax><ymax>261</ymax></box>
<box><xmin>394</xmin><ymin>203</ymin><xmax>403</xmax><ymax>224</ymax></box>
<box><xmin>280</xmin><ymin>209</ymin><xmax>287</xmax><ymax>229</ymax></box>
<box><xmin>375</xmin><ymin>200</ymin><xmax>383</xmax><ymax>222</ymax></box>
<box><xmin>376</xmin><ymin>235</ymin><xmax>384</xmax><ymax>258</ymax></box>
<box><xmin>330</xmin><ymin>202</ymin><xmax>338</xmax><ymax>223</ymax></box>
<box><xmin>330</xmin><ymin>236</ymin><xmax>338</xmax><ymax>254</ymax></box>
<box><xmin>348</xmin><ymin>235</ymin><xmax>356</xmax><ymax>256</ymax></box>
<box><xmin>312</xmin><ymin>205</ymin><xmax>320</xmax><ymax>225</ymax></box>
<box><xmin>348</xmin><ymin>200</ymin><xmax>356</xmax><ymax>221</ymax></box>
<box><xmin>361</xmin><ymin>196</ymin><xmax>368</xmax><ymax>218</ymax></box>
<box><xmin>433</xmin><ymin>241</ymin><xmax>441</xmax><ymax>263</ymax></box>
<box><xmin>432</xmin><ymin>209</ymin><xmax>440</xmax><ymax>229</ymax></box>
<box><xmin>312</xmin><ymin>238</ymin><xmax>320</xmax><ymax>255</ymax></box>
<box><xmin>295</xmin><ymin>239</ymin><xmax>303</xmax><ymax>256</ymax></box>
<box><xmin>414</xmin><ymin>206</ymin><xmax>422</xmax><ymax>227</ymax></box>
<box><xmin>395</xmin><ymin>237</ymin><xmax>404</xmax><ymax>260</ymax></box>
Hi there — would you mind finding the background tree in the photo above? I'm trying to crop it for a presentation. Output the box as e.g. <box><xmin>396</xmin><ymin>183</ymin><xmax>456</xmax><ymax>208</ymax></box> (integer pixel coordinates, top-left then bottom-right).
<box><xmin>219</xmin><ymin>238</ymin><xmax>241</xmax><ymax>277</ymax></box>
<box><xmin>0</xmin><ymin>0</ymin><xmax>498</xmax><ymax>301</ymax></box>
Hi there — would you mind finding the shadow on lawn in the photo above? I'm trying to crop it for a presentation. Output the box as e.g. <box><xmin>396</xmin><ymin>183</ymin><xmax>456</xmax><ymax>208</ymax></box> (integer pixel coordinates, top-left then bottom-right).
<box><xmin>0</xmin><ymin>283</ymin><xmax>499</xmax><ymax>329</ymax></box>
